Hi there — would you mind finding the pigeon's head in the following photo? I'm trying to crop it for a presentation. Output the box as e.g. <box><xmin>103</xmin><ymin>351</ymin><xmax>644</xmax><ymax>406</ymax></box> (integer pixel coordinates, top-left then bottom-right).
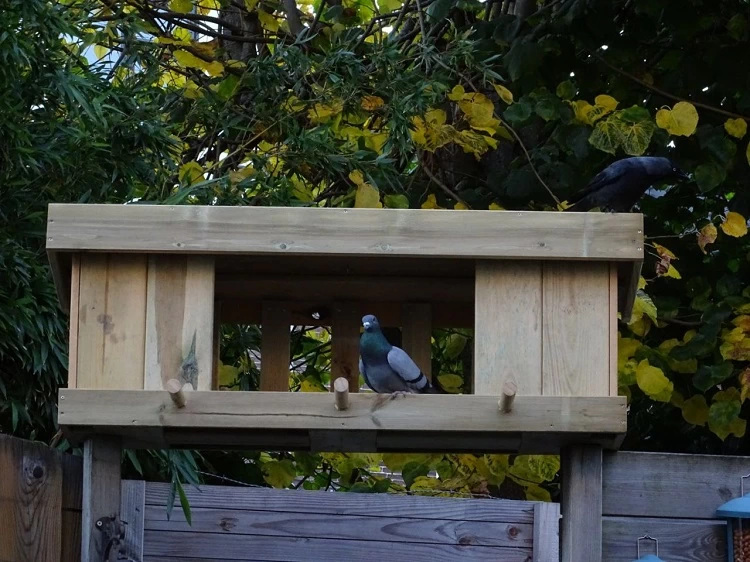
<box><xmin>362</xmin><ymin>314</ymin><xmax>380</xmax><ymax>332</ymax></box>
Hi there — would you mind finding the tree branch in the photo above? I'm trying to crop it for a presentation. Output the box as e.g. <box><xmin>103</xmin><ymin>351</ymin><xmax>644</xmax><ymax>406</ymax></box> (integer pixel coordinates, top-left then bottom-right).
<box><xmin>420</xmin><ymin>153</ymin><xmax>470</xmax><ymax>208</ymax></box>
<box><xmin>281</xmin><ymin>0</ymin><xmax>305</xmax><ymax>37</ymax></box>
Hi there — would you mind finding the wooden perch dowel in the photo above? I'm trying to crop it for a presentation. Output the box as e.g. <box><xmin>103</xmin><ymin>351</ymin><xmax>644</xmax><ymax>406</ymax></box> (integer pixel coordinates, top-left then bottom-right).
<box><xmin>166</xmin><ymin>378</ymin><xmax>192</xmax><ymax>408</ymax></box>
<box><xmin>499</xmin><ymin>376</ymin><xmax>518</xmax><ymax>414</ymax></box>
<box><xmin>333</xmin><ymin>377</ymin><xmax>350</xmax><ymax>411</ymax></box>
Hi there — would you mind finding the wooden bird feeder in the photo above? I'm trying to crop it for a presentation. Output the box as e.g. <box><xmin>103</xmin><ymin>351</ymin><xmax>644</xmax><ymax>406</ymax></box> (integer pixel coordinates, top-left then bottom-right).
<box><xmin>48</xmin><ymin>203</ymin><xmax>642</xmax><ymax>454</ymax></box>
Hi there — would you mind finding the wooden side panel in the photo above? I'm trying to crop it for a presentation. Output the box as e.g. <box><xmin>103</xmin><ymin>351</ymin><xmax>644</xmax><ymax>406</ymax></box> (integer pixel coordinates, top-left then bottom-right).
<box><xmin>401</xmin><ymin>304</ymin><xmax>432</xmax><ymax>381</ymax></box>
<box><xmin>542</xmin><ymin>262</ymin><xmax>610</xmax><ymax>397</ymax></box>
<box><xmin>67</xmin><ymin>254</ymin><xmax>80</xmax><ymax>388</ymax></box>
<box><xmin>609</xmin><ymin>264</ymin><xmax>618</xmax><ymax>397</ymax></box>
<box><xmin>77</xmin><ymin>254</ymin><xmax>147</xmax><ymax>390</ymax></box>
<box><xmin>561</xmin><ymin>445</ymin><xmax>602</xmax><ymax>562</ymax></box>
<box><xmin>331</xmin><ymin>303</ymin><xmax>361</xmax><ymax>392</ymax></box>
<box><xmin>0</xmin><ymin>435</ymin><xmax>63</xmax><ymax>562</ymax></box>
<box><xmin>145</xmin><ymin>256</ymin><xmax>215</xmax><ymax>391</ymax></box>
<box><xmin>121</xmin><ymin>480</ymin><xmax>145</xmax><ymax>562</ymax></box>
<box><xmin>474</xmin><ymin>261</ymin><xmax>542</xmax><ymax>395</ymax></box>
<box><xmin>81</xmin><ymin>437</ymin><xmax>121</xmax><ymax>562</ymax></box>
<box><xmin>533</xmin><ymin>501</ymin><xmax>560</xmax><ymax>562</ymax></box>
<box><xmin>260</xmin><ymin>302</ymin><xmax>291</xmax><ymax>391</ymax></box>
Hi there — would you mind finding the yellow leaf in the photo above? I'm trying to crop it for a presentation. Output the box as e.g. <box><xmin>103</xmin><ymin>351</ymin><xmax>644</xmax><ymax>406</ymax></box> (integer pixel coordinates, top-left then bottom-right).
<box><xmin>354</xmin><ymin>181</ymin><xmax>382</xmax><ymax>208</ymax></box>
<box><xmin>665</xmin><ymin>264</ymin><xmax>681</xmax><ymax>279</ymax></box>
<box><xmin>629</xmin><ymin>290</ymin><xmax>657</xmax><ymax>324</ymax></box>
<box><xmin>652</xmin><ymin>242</ymin><xmax>676</xmax><ymax>260</ymax></box>
<box><xmin>525</xmin><ymin>484</ymin><xmax>551</xmax><ymax>502</ymax></box>
<box><xmin>173</xmin><ymin>49</ymin><xmax>224</xmax><ymax>76</ymax></box>
<box><xmin>697</xmin><ymin>223</ymin><xmax>717</xmax><ymax>254</ymax></box>
<box><xmin>454</xmin><ymin>202</ymin><xmax>469</xmax><ymax>210</ymax></box>
<box><xmin>747</xmin><ymin>140</ymin><xmax>750</xmax><ymax>166</ymax></box>
<box><xmin>361</xmin><ymin>95</ymin><xmax>385</xmax><ymax>111</ymax></box>
<box><xmin>629</xmin><ymin>316</ymin><xmax>651</xmax><ymax>337</ymax></box>
<box><xmin>638</xmin><ymin>276</ymin><xmax>647</xmax><ymax>290</ymax></box>
<box><xmin>169</xmin><ymin>0</ymin><xmax>193</xmax><ymax>12</ymax></box>
<box><xmin>228</xmin><ymin>165</ymin><xmax>254</xmax><ymax>184</ymax></box>
<box><xmin>437</xmin><ymin>374</ymin><xmax>463</xmax><ymax>393</ymax></box>
<box><xmin>636</xmin><ymin>359</ymin><xmax>672</xmax><ymax>400</ymax></box>
<box><xmin>721</xmin><ymin>211</ymin><xmax>748</xmax><ymax>237</ymax></box>
<box><xmin>94</xmin><ymin>44</ymin><xmax>109</xmax><ymax>59</ymax></box>
<box><xmin>594</xmin><ymin>94</ymin><xmax>618</xmax><ymax>112</ymax></box>
<box><xmin>489</xmin><ymin>202</ymin><xmax>505</xmax><ymax>210</ymax></box>
<box><xmin>217</xmin><ymin>362</ymin><xmax>239</xmax><ymax>389</ymax></box>
<box><xmin>447</xmin><ymin>85</ymin><xmax>466</xmax><ymax>101</ymax></box>
<box><xmin>349</xmin><ymin>169</ymin><xmax>365</xmax><ymax>186</ymax></box>
<box><xmin>262</xmin><ymin>460</ymin><xmax>296</xmax><ymax>488</ymax></box>
<box><xmin>725</xmin><ymin>118</ymin><xmax>747</xmax><ymax>139</ymax></box>
<box><xmin>458</xmin><ymin>93</ymin><xmax>495</xmax><ymax>126</ymax></box>
<box><xmin>300</xmin><ymin>378</ymin><xmax>327</xmax><ymax>392</ymax></box>
<box><xmin>244</xmin><ymin>0</ymin><xmax>259</xmax><ymax>10</ymax></box>
<box><xmin>655</xmin><ymin>101</ymin><xmax>699</xmax><ymax>136</ymax></box>
<box><xmin>257</xmin><ymin>10</ymin><xmax>280</xmax><ymax>32</ymax></box>
<box><xmin>453</xmin><ymin>129</ymin><xmax>496</xmax><ymax>159</ymax></box>
<box><xmin>421</xmin><ymin>193</ymin><xmax>444</xmax><ymax>209</ymax></box>
<box><xmin>308</xmin><ymin>100</ymin><xmax>344</xmax><ymax>124</ymax></box>
<box><xmin>493</xmin><ymin>83</ymin><xmax>514</xmax><ymax>104</ymax></box>
<box><xmin>681</xmin><ymin>395</ymin><xmax>709</xmax><ymax>426</ymax></box>
<box><xmin>179</xmin><ymin>161</ymin><xmax>203</xmax><ymax>185</ymax></box>
<box><xmin>618</xmin><ymin>335</ymin><xmax>641</xmax><ymax>367</ymax></box>
<box><xmin>740</xmin><ymin>368</ymin><xmax>750</xmax><ymax>402</ymax></box>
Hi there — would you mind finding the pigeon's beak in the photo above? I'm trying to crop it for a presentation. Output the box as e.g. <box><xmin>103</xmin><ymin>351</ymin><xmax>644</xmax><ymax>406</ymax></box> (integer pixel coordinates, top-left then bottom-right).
<box><xmin>363</xmin><ymin>321</ymin><xmax>370</xmax><ymax>329</ymax></box>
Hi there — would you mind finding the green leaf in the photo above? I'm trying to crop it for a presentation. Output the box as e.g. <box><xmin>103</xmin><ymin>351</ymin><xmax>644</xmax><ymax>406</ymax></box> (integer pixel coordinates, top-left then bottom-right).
<box><xmin>504</xmin><ymin>42</ymin><xmax>544</xmax><ymax>82</ymax></box>
<box><xmin>727</xmin><ymin>14</ymin><xmax>747</xmax><ymax>40</ymax></box>
<box><xmin>588</xmin><ymin>119</ymin><xmax>621</xmax><ymax>155</ymax></box>
<box><xmin>692</xmin><ymin>362</ymin><xmax>733</xmax><ymax>392</ymax></box>
<box><xmin>124</xmin><ymin>449</ymin><xmax>143</xmax><ymax>475</ymax></box>
<box><xmin>378</xmin><ymin>0</ymin><xmax>402</xmax><ymax>11</ymax></box>
<box><xmin>262</xmin><ymin>459</ymin><xmax>297</xmax><ymax>488</ymax></box>
<box><xmin>443</xmin><ymin>332</ymin><xmax>467</xmax><ymax>359</ymax></box>
<box><xmin>175</xmin><ymin>479</ymin><xmax>192</xmax><ymax>525</ymax></box>
<box><xmin>694</xmin><ymin>161</ymin><xmax>726</xmax><ymax>192</ymax></box>
<box><xmin>426</xmin><ymin>0</ymin><xmax>454</xmax><ymax>21</ymax></box>
<box><xmin>503</xmin><ymin>101</ymin><xmax>532</xmax><ymax>124</ymax></box>
<box><xmin>384</xmin><ymin>194</ymin><xmax>409</xmax><ymax>208</ymax></box>
<box><xmin>402</xmin><ymin>461</ymin><xmax>430</xmax><ymax>488</ymax></box>
<box><xmin>216</xmin><ymin>75</ymin><xmax>240</xmax><ymax>100</ymax></box>
<box><xmin>170</xmin><ymin>0</ymin><xmax>193</xmax><ymax>12</ymax></box>
<box><xmin>556</xmin><ymin>80</ymin><xmax>576</xmax><ymax>101</ymax></box>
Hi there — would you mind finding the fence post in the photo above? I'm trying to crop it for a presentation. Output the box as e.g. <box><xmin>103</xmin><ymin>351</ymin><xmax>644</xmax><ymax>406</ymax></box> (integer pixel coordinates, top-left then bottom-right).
<box><xmin>82</xmin><ymin>436</ymin><xmax>122</xmax><ymax>562</ymax></box>
<box><xmin>561</xmin><ymin>444</ymin><xmax>602</xmax><ymax>561</ymax></box>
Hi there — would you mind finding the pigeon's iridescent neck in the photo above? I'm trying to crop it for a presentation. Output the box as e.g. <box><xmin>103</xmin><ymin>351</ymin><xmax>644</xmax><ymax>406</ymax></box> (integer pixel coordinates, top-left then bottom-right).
<box><xmin>360</xmin><ymin>329</ymin><xmax>392</xmax><ymax>359</ymax></box>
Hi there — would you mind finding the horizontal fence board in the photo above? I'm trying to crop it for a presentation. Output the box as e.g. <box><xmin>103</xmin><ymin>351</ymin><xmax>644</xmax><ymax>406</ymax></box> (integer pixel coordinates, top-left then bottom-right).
<box><xmin>47</xmin><ymin>204</ymin><xmax>644</xmax><ymax>261</ymax></box>
<box><xmin>603</xmin><ymin>450</ymin><xmax>750</xmax><ymax>519</ymax></box>
<box><xmin>144</xmin><ymin>482</ymin><xmax>536</xmax><ymax>524</ymax></box>
<box><xmin>603</xmin><ymin>516</ymin><xmax>725</xmax><ymax>562</ymax></box>
<box><xmin>144</xmin><ymin>506</ymin><xmax>532</xmax><ymax>548</ymax></box>
<box><xmin>142</xmin><ymin>530</ymin><xmax>532</xmax><ymax>562</ymax></box>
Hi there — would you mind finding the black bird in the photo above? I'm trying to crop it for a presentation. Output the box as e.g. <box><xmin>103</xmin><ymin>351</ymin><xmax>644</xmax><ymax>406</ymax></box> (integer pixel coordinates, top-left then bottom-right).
<box><xmin>565</xmin><ymin>156</ymin><xmax>690</xmax><ymax>213</ymax></box>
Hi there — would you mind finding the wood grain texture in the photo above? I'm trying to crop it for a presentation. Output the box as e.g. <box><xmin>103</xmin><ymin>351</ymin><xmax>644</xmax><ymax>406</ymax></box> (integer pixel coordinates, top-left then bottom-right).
<box><xmin>67</xmin><ymin>253</ymin><xmax>80</xmax><ymax>389</ymax></box>
<box><xmin>0</xmin><ymin>434</ymin><xmax>63</xmax><ymax>562</ymax></box>
<box><xmin>121</xmin><ymin>480</ymin><xmax>145</xmax><ymax>562</ymax></box>
<box><xmin>602</xmin><ymin>516</ymin><xmax>725</xmax><ymax>562</ymax></box>
<box><xmin>401</xmin><ymin>304</ymin><xmax>433</xmax><ymax>380</ymax></box>
<box><xmin>60</xmin><ymin>447</ymin><xmax>83</xmax><ymax>562</ymax></box>
<box><xmin>561</xmin><ymin>445</ymin><xmax>602</xmax><ymax>562</ymax></box>
<box><xmin>144</xmin><ymin>506</ymin><xmax>533</xmax><ymax>548</ymax></box>
<box><xmin>474</xmin><ymin>261</ymin><xmax>542</xmax><ymax>395</ymax></box>
<box><xmin>143</xmin><ymin>531</ymin><xmax>532</xmax><ymax>562</ymax></box>
<box><xmin>542</xmin><ymin>262</ymin><xmax>610</xmax><ymax>397</ymax></box>
<box><xmin>145</xmin><ymin>255</ymin><xmax>215</xmax><ymax>391</ymax></box>
<box><xmin>331</xmin><ymin>302</ymin><xmax>361</xmax><ymax>392</ymax></box>
<box><xmin>77</xmin><ymin>254</ymin><xmax>147</xmax><ymax>390</ymax></box>
<box><xmin>533</xmin><ymin>501</ymin><xmax>560</xmax><ymax>562</ymax></box>
<box><xmin>47</xmin><ymin>204</ymin><xmax>644</xmax><ymax>260</ymax></box>
<box><xmin>260</xmin><ymin>302</ymin><xmax>291</xmax><ymax>391</ymax></box>
<box><xmin>145</xmin><ymin>481</ymin><xmax>537</xmax><ymax>523</ymax></box>
<box><xmin>603</xmin><ymin>450</ymin><xmax>750</xmax><ymax>519</ymax></box>
<box><xmin>609</xmin><ymin>264</ymin><xmax>618</xmax><ymax>397</ymax></box>
<box><xmin>81</xmin><ymin>436</ymin><xmax>121</xmax><ymax>562</ymax></box>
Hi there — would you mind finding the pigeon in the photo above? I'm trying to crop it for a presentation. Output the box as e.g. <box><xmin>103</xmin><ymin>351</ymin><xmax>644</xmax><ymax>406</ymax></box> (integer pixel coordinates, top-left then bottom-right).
<box><xmin>358</xmin><ymin>314</ymin><xmax>436</xmax><ymax>408</ymax></box>
<box><xmin>564</xmin><ymin>156</ymin><xmax>690</xmax><ymax>213</ymax></box>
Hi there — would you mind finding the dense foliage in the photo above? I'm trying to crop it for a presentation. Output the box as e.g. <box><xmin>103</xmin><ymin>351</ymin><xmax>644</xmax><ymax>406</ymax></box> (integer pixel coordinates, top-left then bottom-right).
<box><xmin>2</xmin><ymin>0</ymin><xmax>750</xmax><ymax>510</ymax></box>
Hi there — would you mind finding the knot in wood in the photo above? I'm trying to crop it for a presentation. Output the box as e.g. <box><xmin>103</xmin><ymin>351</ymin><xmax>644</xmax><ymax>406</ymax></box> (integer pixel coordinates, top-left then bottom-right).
<box><xmin>32</xmin><ymin>465</ymin><xmax>44</xmax><ymax>479</ymax></box>
<box><xmin>507</xmin><ymin>525</ymin><xmax>520</xmax><ymax>538</ymax></box>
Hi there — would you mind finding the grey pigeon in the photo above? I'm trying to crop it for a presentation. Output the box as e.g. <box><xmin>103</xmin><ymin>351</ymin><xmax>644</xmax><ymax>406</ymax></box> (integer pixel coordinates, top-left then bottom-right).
<box><xmin>358</xmin><ymin>314</ymin><xmax>435</xmax><ymax>397</ymax></box>
<box><xmin>565</xmin><ymin>156</ymin><xmax>690</xmax><ymax>212</ymax></box>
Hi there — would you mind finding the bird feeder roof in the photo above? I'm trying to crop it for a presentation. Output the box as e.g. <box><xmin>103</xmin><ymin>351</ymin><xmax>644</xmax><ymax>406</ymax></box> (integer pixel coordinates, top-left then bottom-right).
<box><xmin>717</xmin><ymin>494</ymin><xmax>750</xmax><ymax>519</ymax></box>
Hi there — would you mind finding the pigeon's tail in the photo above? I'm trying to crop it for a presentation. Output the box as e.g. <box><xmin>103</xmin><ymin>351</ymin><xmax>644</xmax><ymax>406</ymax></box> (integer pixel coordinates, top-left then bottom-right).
<box><xmin>420</xmin><ymin>376</ymin><xmax>443</xmax><ymax>394</ymax></box>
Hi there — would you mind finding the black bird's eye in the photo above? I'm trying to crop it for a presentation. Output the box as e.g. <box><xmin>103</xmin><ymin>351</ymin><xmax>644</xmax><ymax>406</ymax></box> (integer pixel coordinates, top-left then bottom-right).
<box><xmin>672</xmin><ymin>167</ymin><xmax>677</xmax><ymax>172</ymax></box>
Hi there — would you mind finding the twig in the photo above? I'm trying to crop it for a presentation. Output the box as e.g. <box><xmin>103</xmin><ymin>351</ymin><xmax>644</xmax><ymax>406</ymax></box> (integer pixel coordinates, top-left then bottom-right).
<box><xmin>657</xmin><ymin>316</ymin><xmax>703</xmax><ymax>327</ymax></box>
<box><xmin>590</xmin><ymin>51</ymin><xmax>750</xmax><ymax>121</ymax></box>
<box><xmin>420</xmin><ymin>155</ymin><xmax>471</xmax><ymax>208</ymax></box>
<box><xmin>281</xmin><ymin>0</ymin><xmax>305</xmax><ymax>37</ymax></box>
<box><xmin>311</xmin><ymin>0</ymin><xmax>326</xmax><ymax>32</ymax></box>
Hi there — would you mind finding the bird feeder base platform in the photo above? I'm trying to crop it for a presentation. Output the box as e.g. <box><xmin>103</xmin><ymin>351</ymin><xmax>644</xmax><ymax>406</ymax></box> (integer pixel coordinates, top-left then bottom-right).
<box><xmin>57</xmin><ymin>389</ymin><xmax>627</xmax><ymax>453</ymax></box>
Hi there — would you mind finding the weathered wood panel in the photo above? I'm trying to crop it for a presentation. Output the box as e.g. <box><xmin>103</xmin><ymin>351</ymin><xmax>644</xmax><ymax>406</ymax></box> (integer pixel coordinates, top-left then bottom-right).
<box><xmin>331</xmin><ymin>302</ymin><xmax>361</xmax><ymax>392</ymax></box>
<box><xmin>561</xmin><ymin>445</ymin><xmax>602</xmax><ymax>562</ymax></box>
<box><xmin>602</xmin><ymin>516</ymin><xmax>725</xmax><ymax>562</ymax></box>
<box><xmin>259</xmin><ymin>301</ymin><xmax>291</xmax><ymax>391</ymax></box>
<box><xmin>121</xmin><ymin>480</ymin><xmax>146</xmax><ymax>562</ymax></box>
<box><xmin>67</xmin><ymin>253</ymin><xmax>81</xmax><ymax>388</ymax></box>
<box><xmin>542</xmin><ymin>262</ymin><xmax>610</xmax><ymax>397</ymax></box>
<box><xmin>401</xmin><ymin>303</ymin><xmax>433</xmax><ymax>381</ymax></box>
<box><xmin>81</xmin><ymin>437</ymin><xmax>121</xmax><ymax>562</ymax></box>
<box><xmin>603</xmin><ymin>450</ymin><xmax>750</xmax><ymax>519</ymax></box>
<box><xmin>144</xmin><ymin>506</ymin><xmax>532</xmax><ymax>548</ymax></box>
<box><xmin>145</xmin><ymin>255</ymin><xmax>215</xmax><ymax>391</ymax></box>
<box><xmin>533</xmin><ymin>501</ymin><xmax>560</xmax><ymax>562</ymax></box>
<box><xmin>474</xmin><ymin>261</ymin><xmax>542</xmax><ymax>395</ymax></box>
<box><xmin>77</xmin><ymin>254</ymin><xmax>147</xmax><ymax>390</ymax></box>
<box><xmin>47</xmin><ymin>204</ymin><xmax>644</xmax><ymax>261</ymax></box>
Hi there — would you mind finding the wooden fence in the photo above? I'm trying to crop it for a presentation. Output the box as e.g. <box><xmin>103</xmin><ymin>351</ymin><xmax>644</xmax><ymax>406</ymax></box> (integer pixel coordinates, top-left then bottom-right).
<box><xmin>1</xmin><ymin>433</ymin><xmax>748</xmax><ymax>562</ymax></box>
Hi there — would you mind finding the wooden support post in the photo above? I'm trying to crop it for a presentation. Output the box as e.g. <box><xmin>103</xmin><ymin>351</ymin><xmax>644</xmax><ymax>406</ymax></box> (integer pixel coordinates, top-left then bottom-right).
<box><xmin>499</xmin><ymin>376</ymin><xmax>517</xmax><ymax>413</ymax></box>
<box><xmin>166</xmin><ymin>378</ymin><xmax>191</xmax><ymax>408</ymax></box>
<box><xmin>82</xmin><ymin>436</ymin><xmax>122</xmax><ymax>562</ymax></box>
<box><xmin>533</xmin><ymin>501</ymin><xmax>561</xmax><ymax>562</ymax></box>
<box><xmin>331</xmin><ymin>302</ymin><xmax>361</xmax><ymax>392</ymax></box>
<box><xmin>260</xmin><ymin>302</ymin><xmax>291</xmax><ymax>391</ymax></box>
<box><xmin>333</xmin><ymin>377</ymin><xmax>350</xmax><ymax>410</ymax></box>
<box><xmin>561</xmin><ymin>444</ymin><xmax>603</xmax><ymax>562</ymax></box>
<box><xmin>120</xmin><ymin>480</ymin><xmax>145</xmax><ymax>562</ymax></box>
<box><xmin>401</xmin><ymin>303</ymin><xmax>432</xmax><ymax>381</ymax></box>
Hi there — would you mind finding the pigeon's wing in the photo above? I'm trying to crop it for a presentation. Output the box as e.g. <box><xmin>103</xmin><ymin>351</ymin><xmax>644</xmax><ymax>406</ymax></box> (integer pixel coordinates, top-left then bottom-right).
<box><xmin>359</xmin><ymin>357</ymin><xmax>374</xmax><ymax>391</ymax></box>
<box><xmin>387</xmin><ymin>346</ymin><xmax>429</xmax><ymax>391</ymax></box>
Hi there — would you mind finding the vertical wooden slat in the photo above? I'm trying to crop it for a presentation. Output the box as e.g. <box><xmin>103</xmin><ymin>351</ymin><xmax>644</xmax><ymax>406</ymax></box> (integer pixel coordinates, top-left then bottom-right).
<box><xmin>474</xmin><ymin>261</ymin><xmax>542</xmax><ymax>395</ymax></box>
<box><xmin>401</xmin><ymin>303</ymin><xmax>432</xmax><ymax>381</ymax></box>
<box><xmin>331</xmin><ymin>302</ymin><xmax>361</xmax><ymax>393</ymax></box>
<box><xmin>0</xmin><ymin>435</ymin><xmax>63</xmax><ymax>562</ymax></box>
<box><xmin>120</xmin><ymin>480</ymin><xmax>145</xmax><ymax>562</ymax></box>
<box><xmin>77</xmin><ymin>254</ymin><xmax>148</xmax><ymax>390</ymax></box>
<box><xmin>542</xmin><ymin>262</ymin><xmax>610</xmax><ymax>397</ymax></box>
<box><xmin>145</xmin><ymin>256</ymin><xmax>215</xmax><ymax>391</ymax></box>
<box><xmin>561</xmin><ymin>445</ymin><xmax>602</xmax><ymax>562</ymax></box>
<box><xmin>67</xmin><ymin>253</ymin><xmax>81</xmax><ymax>389</ymax></box>
<box><xmin>260</xmin><ymin>302</ymin><xmax>291</xmax><ymax>391</ymax></box>
<box><xmin>82</xmin><ymin>436</ymin><xmax>122</xmax><ymax>562</ymax></box>
<box><xmin>60</xmin><ymin>451</ymin><xmax>83</xmax><ymax>562</ymax></box>
<box><xmin>533</xmin><ymin>501</ymin><xmax>560</xmax><ymax>562</ymax></box>
<box><xmin>609</xmin><ymin>264</ymin><xmax>618</xmax><ymax>397</ymax></box>
<box><xmin>212</xmin><ymin>302</ymin><xmax>222</xmax><ymax>391</ymax></box>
